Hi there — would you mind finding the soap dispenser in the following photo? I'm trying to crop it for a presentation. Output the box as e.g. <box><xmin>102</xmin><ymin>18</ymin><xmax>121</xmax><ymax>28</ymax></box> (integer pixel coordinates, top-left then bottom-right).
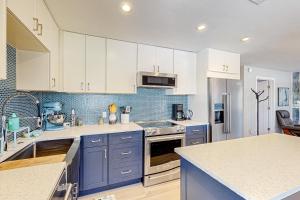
<box><xmin>8</xmin><ymin>113</ymin><xmax>20</xmax><ymax>132</ymax></box>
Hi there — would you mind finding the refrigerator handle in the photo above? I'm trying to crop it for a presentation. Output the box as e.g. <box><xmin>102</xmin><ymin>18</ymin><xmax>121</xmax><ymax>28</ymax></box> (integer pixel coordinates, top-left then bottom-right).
<box><xmin>223</xmin><ymin>93</ymin><xmax>231</xmax><ymax>133</ymax></box>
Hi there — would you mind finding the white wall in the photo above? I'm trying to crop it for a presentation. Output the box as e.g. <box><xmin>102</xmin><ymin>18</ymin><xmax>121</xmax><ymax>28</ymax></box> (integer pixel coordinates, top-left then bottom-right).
<box><xmin>243</xmin><ymin>66</ymin><xmax>292</xmax><ymax>136</ymax></box>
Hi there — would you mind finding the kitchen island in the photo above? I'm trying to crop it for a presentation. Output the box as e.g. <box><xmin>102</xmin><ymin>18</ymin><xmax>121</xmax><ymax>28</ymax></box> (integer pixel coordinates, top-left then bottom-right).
<box><xmin>175</xmin><ymin>134</ymin><xmax>300</xmax><ymax>200</ymax></box>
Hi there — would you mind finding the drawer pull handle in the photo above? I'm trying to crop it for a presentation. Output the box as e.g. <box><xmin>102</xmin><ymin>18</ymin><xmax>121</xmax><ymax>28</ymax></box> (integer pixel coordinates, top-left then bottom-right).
<box><xmin>121</xmin><ymin>151</ymin><xmax>132</xmax><ymax>155</ymax></box>
<box><xmin>191</xmin><ymin>141</ymin><xmax>201</xmax><ymax>145</ymax></box>
<box><xmin>121</xmin><ymin>170</ymin><xmax>132</xmax><ymax>175</ymax></box>
<box><xmin>121</xmin><ymin>136</ymin><xmax>133</xmax><ymax>140</ymax></box>
<box><xmin>91</xmin><ymin>139</ymin><xmax>101</xmax><ymax>143</ymax></box>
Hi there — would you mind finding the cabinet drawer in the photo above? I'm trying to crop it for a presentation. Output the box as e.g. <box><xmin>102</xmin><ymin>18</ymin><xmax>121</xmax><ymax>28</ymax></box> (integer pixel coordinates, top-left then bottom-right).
<box><xmin>186</xmin><ymin>125</ymin><xmax>207</xmax><ymax>138</ymax></box>
<box><xmin>109</xmin><ymin>145</ymin><xmax>142</xmax><ymax>166</ymax></box>
<box><xmin>109</xmin><ymin>131</ymin><xmax>142</xmax><ymax>145</ymax></box>
<box><xmin>109</xmin><ymin>162</ymin><xmax>142</xmax><ymax>185</ymax></box>
<box><xmin>186</xmin><ymin>137</ymin><xmax>206</xmax><ymax>146</ymax></box>
<box><xmin>82</xmin><ymin>134</ymin><xmax>107</xmax><ymax>148</ymax></box>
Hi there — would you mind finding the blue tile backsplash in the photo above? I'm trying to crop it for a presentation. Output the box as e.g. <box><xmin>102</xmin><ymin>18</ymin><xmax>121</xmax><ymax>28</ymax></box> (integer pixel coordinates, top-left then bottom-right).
<box><xmin>1</xmin><ymin>45</ymin><xmax>188</xmax><ymax>126</ymax></box>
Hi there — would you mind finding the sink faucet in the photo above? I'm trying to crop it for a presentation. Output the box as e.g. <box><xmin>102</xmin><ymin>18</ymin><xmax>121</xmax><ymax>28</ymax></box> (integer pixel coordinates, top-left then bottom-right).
<box><xmin>0</xmin><ymin>92</ymin><xmax>42</xmax><ymax>152</ymax></box>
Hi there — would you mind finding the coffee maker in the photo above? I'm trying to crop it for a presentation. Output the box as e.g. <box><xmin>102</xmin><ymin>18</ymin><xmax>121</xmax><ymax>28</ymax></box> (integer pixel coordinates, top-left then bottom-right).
<box><xmin>172</xmin><ymin>104</ymin><xmax>185</xmax><ymax>121</ymax></box>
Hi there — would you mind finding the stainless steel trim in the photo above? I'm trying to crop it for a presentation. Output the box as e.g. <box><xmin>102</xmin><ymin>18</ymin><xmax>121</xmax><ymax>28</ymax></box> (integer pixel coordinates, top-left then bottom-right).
<box><xmin>223</xmin><ymin>93</ymin><xmax>232</xmax><ymax>133</ymax></box>
<box><xmin>144</xmin><ymin>133</ymin><xmax>185</xmax><ymax>176</ymax></box>
<box><xmin>121</xmin><ymin>169</ymin><xmax>132</xmax><ymax>175</ymax></box>
<box><xmin>121</xmin><ymin>151</ymin><xmax>132</xmax><ymax>155</ymax></box>
<box><xmin>136</xmin><ymin>71</ymin><xmax>177</xmax><ymax>89</ymax></box>
<box><xmin>90</xmin><ymin>139</ymin><xmax>101</xmax><ymax>143</ymax></box>
<box><xmin>144</xmin><ymin>167</ymin><xmax>180</xmax><ymax>187</ymax></box>
<box><xmin>64</xmin><ymin>183</ymin><xmax>73</xmax><ymax>200</ymax></box>
<box><xmin>121</xmin><ymin>136</ymin><xmax>133</xmax><ymax>140</ymax></box>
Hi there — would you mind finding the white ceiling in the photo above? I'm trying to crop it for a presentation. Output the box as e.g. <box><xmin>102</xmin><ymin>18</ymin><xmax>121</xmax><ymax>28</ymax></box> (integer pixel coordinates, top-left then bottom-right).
<box><xmin>45</xmin><ymin>0</ymin><xmax>300</xmax><ymax>71</ymax></box>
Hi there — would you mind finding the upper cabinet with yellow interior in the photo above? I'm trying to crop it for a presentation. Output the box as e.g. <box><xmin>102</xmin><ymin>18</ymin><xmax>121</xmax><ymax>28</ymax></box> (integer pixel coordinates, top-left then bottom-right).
<box><xmin>204</xmin><ymin>48</ymin><xmax>241</xmax><ymax>80</ymax></box>
<box><xmin>8</xmin><ymin>0</ymin><xmax>60</xmax><ymax>91</ymax></box>
<box><xmin>0</xmin><ymin>0</ymin><xmax>6</xmax><ymax>80</ymax></box>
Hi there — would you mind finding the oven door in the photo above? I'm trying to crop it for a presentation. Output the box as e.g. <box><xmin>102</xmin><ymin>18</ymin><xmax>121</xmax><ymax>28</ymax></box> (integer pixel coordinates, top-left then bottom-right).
<box><xmin>144</xmin><ymin>134</ymin><xmax>185</xmax><ymax>175</ymax></box>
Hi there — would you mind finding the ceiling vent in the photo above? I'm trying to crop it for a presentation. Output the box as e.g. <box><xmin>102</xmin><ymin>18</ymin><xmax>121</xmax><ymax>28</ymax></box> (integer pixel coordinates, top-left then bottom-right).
<box><xmin>249</xmin><ymin>0</ymin><xmax>267</xmax><ymax>5</ymax></box>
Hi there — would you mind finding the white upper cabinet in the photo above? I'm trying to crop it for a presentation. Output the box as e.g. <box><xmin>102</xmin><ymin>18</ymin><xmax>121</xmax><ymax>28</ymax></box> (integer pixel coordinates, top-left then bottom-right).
<box><xmin>137</xmin><ymin>44</ymin><xmax>156</xmax><ymax>72</ymax></box>
<box><xmin>86</xmin><ymin>36</ymin><xmax>106</xmax><ymax>93</ymax></box>
<box><xmin>0</xmin><ymin>0</ymin><xmax>6</xmax><ymax>80</ymax></box>
<box><xmin>7</xmin><ymin>0</ymin><xmax>36</xmax><ymax>32</ymax></box>
<box><xmin>62</xmin><ymin>32</ymin><xmax>86</xmax><ymax>93</ymax></box>
<box><xmin>167</xmin><ymin>50</ymin><xmax>197</xmax><ymax>95</ymax></box>
<box><xmin>138</xmin><ymin>44</ymin><xmax>173</xmax><ymax>74</ymax></box>
<box><xmin>156</xmin><ymin>47</ymin><xmax>174</xmax><ymax>73</ymax></box>
<box><xmin>206</xmin><ymin>48</ymin><xmax>240</xmax><ymax>80</ymax></box>
<box><xmin>107</xmin><ymin>39</ymin><xmax>137</xmax><ymax>94</ymax></box>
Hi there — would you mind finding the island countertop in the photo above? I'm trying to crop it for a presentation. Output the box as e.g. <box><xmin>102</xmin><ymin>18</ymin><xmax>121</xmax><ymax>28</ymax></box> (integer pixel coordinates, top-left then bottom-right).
<box><xmin>175</xmin><ymin>133</ymin><xmax>300</xmax><ymax>200</ymax></box>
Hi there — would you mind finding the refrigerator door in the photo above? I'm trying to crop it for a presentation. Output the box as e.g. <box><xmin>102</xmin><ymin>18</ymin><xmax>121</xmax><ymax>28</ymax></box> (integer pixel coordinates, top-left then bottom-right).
<box><xmin>209</xmin><ymin>78</ymin><xmax>243</xmax><ymax>142</ymax></box>
<box><xmin>226</xmin><ymin>80</ymin><xmax>243</xmax><ymax>140</ymax></box>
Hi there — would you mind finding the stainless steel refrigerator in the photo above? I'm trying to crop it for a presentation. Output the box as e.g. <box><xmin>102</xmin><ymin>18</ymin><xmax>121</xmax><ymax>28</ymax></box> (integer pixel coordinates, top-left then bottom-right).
<box><xmin>208</xmin><ymin>78</ymin><xmax>243</xmax><ymax>142</ymax></box>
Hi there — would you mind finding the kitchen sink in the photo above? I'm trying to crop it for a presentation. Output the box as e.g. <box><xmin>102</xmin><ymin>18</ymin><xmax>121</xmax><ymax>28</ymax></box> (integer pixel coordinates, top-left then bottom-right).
<box><xmin>5</xmin><ymin>139</ymin><xmax>74</xmax><ymax>161</ymax></box>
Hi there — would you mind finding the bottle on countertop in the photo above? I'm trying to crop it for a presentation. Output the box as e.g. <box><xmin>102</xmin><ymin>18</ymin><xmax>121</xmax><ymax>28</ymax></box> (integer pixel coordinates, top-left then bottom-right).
<box><xmin>71</xmin><ymin>109</ymin><xmax>76</xmax><ymax>127</ymax></box>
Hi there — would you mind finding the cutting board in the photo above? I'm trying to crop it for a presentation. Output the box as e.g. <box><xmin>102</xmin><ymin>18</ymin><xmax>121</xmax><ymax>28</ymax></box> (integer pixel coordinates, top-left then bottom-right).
<box><xmin>0</xmin><ymin>154</ymin><xmax>66</xmax><ymax>171</ymax></box>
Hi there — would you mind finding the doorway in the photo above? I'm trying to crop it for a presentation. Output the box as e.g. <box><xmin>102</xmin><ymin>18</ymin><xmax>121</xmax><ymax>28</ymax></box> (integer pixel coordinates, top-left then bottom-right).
<box><xmin>256</xmin><ymin>78</ymin><xmax>275</xmax><ymax>134</ymax></box>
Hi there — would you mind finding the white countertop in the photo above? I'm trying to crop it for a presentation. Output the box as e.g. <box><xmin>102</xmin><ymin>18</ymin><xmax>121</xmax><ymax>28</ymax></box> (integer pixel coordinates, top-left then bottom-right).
<box><xmin>175</xmin><ymin>133</ymin><xmax>300</xmax><ymax>200</ymax></box>
<box><xmin>169</xmin><ymin>119</ymin><xmax>209</xmax><ymax>127</ymax></box>
<box><xmin>0</xmin><ymin>122</ymin><xmax>143</xmax><ymax>163</ymax></box>
<box><xmin>0</xmin><ymin>162</ymin><xmax>66</xmax><ymax>200</ymax></box>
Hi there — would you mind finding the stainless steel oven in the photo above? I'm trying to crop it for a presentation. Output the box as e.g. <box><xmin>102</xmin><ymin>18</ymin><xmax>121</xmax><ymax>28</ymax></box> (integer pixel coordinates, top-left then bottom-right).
<box><xmin>144</xmin><ymin>133</ymin><xmax>185</xmax><ymax>186</ymax></box>
<box><xmin>51</xmin><ymin>169</ymin><xmax>74</xmax><ymax>200</ymax></box>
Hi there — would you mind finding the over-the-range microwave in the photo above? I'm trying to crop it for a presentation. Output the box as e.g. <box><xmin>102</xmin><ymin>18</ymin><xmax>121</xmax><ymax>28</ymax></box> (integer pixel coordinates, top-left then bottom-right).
<box><xmin>137</xmin><ymin>72</ymin><xmax>177</xmax><ymax>89</ymax></box>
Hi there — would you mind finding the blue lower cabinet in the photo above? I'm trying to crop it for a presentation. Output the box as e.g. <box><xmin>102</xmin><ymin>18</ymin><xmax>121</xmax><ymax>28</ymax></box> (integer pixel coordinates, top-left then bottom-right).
<box><xmin>186</xmin><ymin>125</ymin><xmax>208</xmax><ymax>146</ymax></box>
<box><xmin>80</xmin><ymin>131</ymin><xmax>143</xmax><ymax>196</ymax></box>
<box><xmin>109</xmin><ymin>162</ymin><xmax>142</xmax><ymax>185</ymax></box>
<box><xmin>81</xmin><ymin>146</ymin><xmax>108</xmax><ymax>191</ymax></box>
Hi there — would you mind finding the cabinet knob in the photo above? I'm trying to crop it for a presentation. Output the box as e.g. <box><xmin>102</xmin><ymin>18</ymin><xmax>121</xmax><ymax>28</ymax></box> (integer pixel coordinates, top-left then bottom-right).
<box><xmin>52</xmin><ymin>78</ymin><xmax>56</xmax><ymax>88</ymax></box>
<box><xmin>80</xmin><ymin>82</ymin><xmax>84</xmax><ymax>91</ymax></box>
<box><xmin>33</xmin><ymin>18</ymin><xmax>39</xmax><ymax>31</ymax></box>
<box><xmin>37</xmin><ymin>23</ymin><xmax>43</xmax><ymax>36</ymax></box>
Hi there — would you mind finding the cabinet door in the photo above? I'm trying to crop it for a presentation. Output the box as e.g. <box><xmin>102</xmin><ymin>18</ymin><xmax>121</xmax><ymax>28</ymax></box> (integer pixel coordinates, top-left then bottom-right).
<box><xmin>36</xmin><ymin>0</ymin><xmax>60</xmax><ymax>91</ymax></box>
<box><xmin>81</xmin><ymin>146</ymin><xmax>108</xmax><ymax>190</ymax></box>
<box><xmin>62</xmin><ymin>32</ymin><xmax>86</xmax><ymax>93</ymax></box>
<box><xmin>137</xmin><ymin>44</ymin><xmax>156</xmax><ymax>72</ymax></box>
<box><xmin>156</xmin><ymin>47</ymin><xmax>174</xmax><ymax>74</ymax></box>
<box><xmin>0</xmin><ymin>0</ymin><xmax>6</xmax><ymax>80</ymax></box>
<box><xmin>86</xmin><ymin>36</ymin><xmax>106</xmax><ymax>93</ymax></box>
<box><xmin>207</xmin><ymin>49</ymin><xmax>226</xmax><ymax>73</ymax></box>
<box><xmin>106</xmin><ymin>39</ymin><xmax>137</xmax><ymax>94</ymax></box>
<box><xmin>7</xmin><ymin>0</ymin><xmax>36</xmax><ymax>33</ymax></box>
<box><xmin>171</xmin><ymin>50</ymin><xmax>196</xmax><ymax>95</ymax></box>
<box><xmin>224</xmin><ymin>52</ymin><xmax>240</xmax><ymax>74</ymax></box>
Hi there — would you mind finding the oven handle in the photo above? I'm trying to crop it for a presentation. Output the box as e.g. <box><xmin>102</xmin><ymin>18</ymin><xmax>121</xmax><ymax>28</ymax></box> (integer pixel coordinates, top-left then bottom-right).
<box><xmin>146</xmin><ymin>134</ymin><xmax>185</xmax><ymax>143</ymax></box>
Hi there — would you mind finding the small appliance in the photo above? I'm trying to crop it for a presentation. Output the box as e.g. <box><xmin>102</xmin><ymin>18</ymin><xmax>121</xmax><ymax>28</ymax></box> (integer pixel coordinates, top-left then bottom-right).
<box><xmin>43</xmin><ymin>102</ymin><xmax>65</xmax><ymax>131</ymax></box>
<box><xmin>137</xmin><ymin>71</ymin><xmax>177</xmax><ymax>88</ymax></box>
<box><xmin>108</xmin><ymin>103</ymin><xmax>117</xmax><ymax>124</ymax></box>
<box><xmin>172</xmin><ymin>104</ymin><xmax>185</xmax><ymax>121</ymax></box>
<box><xmin>136</xmin><ymin>120</ymin><xmax>186</xmax><ymax>187</ymax></box>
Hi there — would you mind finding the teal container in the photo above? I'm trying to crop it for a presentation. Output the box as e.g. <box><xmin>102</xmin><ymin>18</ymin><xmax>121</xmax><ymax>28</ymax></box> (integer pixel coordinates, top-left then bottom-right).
<box><xmin>8</xmin><ymin>113</ymin><xmax>20</xmax><ymax>132</ymax></box>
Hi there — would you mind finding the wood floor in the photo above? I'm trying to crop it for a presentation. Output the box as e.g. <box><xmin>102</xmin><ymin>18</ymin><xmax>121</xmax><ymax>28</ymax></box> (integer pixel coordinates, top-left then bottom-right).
<box><xmin>79</xmin><ymin>180</ymin><xmax>180</xmax><ymax>200</ymax></box>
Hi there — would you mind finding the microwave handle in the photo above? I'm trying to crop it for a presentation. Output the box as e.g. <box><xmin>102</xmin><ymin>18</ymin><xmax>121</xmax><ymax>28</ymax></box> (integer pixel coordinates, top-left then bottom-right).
<box><xmin>147</xmin><ymin>134</ymin><xmax>185</xmax><ymax>143</ymax></box>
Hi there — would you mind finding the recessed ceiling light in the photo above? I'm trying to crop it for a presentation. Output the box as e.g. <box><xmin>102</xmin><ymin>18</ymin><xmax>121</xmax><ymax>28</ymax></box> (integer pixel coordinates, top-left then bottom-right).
<box><xmin>197</xmin><ymin>24</ymin><xmax>207</xmax><ymax>31</ymax></box>
<box><xmin>241</xmin><ymin>37</ymin><xmax>251</xmax><ymax>42</ymax></box>
<box><xmin>121</xmin><ymin>2</ymin><xmax>132</xmax><ymax>13</ymax></box>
